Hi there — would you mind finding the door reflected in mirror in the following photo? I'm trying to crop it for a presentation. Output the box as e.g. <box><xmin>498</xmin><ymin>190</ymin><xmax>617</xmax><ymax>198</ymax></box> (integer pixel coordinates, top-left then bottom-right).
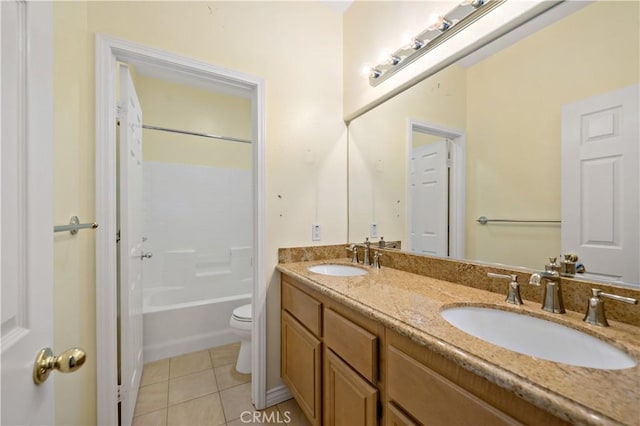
<box><xmin>348</xmin><ymin>1</ymin><xmax>639</xmax><ymax>286</ymax></box>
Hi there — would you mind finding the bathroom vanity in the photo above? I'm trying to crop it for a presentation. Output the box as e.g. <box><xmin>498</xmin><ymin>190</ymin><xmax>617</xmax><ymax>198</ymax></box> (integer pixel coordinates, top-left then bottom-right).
<box><xmin>277</xmin><ymin>247</ymin><xmax>640</xmax><ymax>426</ymax></box>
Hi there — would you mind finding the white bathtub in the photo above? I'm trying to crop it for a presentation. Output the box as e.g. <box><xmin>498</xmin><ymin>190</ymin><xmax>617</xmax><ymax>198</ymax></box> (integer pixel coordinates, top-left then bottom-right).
<box><xmin>143</xmin><ymin>279</ymin><xmax>252</xmax><ymax>362</ymax></box>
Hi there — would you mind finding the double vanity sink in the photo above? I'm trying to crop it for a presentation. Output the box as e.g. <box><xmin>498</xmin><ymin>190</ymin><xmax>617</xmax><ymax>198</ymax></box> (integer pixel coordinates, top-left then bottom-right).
<box><xmin>292</xmin><ymin>259</ymin><xmax>640</xmax><ymax>425</ymax></box>
<box><xmin>307</xmin><ymin>262</ymin><xmax>636</xmax><ymax>371</ymax></box>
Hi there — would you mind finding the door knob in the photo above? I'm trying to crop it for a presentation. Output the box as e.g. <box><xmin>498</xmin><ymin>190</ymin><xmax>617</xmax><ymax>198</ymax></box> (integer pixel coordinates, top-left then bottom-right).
<box><xmin>141</xmin><ymin>252</ymin><xmax>153</xmax><ymax>259</ymax></box>
<box><xmin>33</xmin><ymin>347</ymin><xmax>86</xmax><ymax>385</ymax></box>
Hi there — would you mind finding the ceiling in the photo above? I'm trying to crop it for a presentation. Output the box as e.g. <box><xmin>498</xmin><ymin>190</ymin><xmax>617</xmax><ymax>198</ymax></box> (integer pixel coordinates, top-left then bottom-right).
<box><xmin>321</xmin><ymin>0</ymin><xmax>353</xmax><ymax>14</ymax></box>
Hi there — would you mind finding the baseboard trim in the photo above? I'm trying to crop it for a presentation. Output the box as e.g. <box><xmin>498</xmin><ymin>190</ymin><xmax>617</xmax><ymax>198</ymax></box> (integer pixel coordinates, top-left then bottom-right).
<box><xmin>265</xmin><ymin>384</ymin><xmax>293</xmax><ymax>407</ymax></box>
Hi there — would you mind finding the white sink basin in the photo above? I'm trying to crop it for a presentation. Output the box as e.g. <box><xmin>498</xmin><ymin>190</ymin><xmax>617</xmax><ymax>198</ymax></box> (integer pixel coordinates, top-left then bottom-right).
<box><xmin>441</xmin><ymin>306</ymin><xmax>636</xmax><ymax>370</ymax></box>
<box><xmin>307</xmin><ymin>264</ymin><xmax>368</xmax><ymax>277</ymax></box>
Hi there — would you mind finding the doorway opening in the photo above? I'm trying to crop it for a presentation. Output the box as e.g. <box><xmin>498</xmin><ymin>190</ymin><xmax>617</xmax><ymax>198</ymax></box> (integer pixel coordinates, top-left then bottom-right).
<box><xmin>96</xmin><ymin>34</ymin><xmax>266</xmax><ymax>425</ymax></box>
<box><xmin>406</xmin><ymin>120</ymin><xmax>466</xmax><ymax>259</ymax></box>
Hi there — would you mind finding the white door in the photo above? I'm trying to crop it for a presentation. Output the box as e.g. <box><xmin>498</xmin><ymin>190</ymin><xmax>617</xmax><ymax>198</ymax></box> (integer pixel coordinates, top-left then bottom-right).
<box><xmin>1</xmin><ymin>1</ymin><xmax>55</xmax><ymax>425</ymax></box>
<box><xmin>562</xmin><ymin>84</ymin><xmax>639</xmax><ymax>283</ymax></box>
<box><xmin>119</xmin><ymin>65</ymin><xmax>145</xmax><ymax>425</ymax></box>
<box><xmin>409</xmin><ymin>140</ymin><xmax>449</xmax><ymax>256</ymax></box>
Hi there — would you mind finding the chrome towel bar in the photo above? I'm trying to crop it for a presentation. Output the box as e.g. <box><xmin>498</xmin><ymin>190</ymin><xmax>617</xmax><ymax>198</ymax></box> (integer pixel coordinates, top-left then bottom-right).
<box><xmin>477</xmin><ymin>216</ymin><xmax>561</xmax><ymax>225</ymax></box>
<box><xmin>54</xmin><ymin>216</ymin><xmax>99</xmax><ymax>235</ymax></box>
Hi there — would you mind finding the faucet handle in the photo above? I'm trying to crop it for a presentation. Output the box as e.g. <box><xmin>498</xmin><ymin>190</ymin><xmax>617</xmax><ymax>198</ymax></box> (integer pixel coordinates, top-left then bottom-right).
<box><xmin>547</xmin><ymin>257</ymin><xmax>562</xmax><ymax>274</ymax></box>
<box><xmin>487</xmin><ymin>272</ymin><xmax>517</xmax><ymax>281</ymax></box>
<box><xmin>487</xmin><ymin>273</ymin><xmax>523</xmax><ymax>305</ymax></box>
<box><xmin>528</xmin><ymin>272</ymin><xmax>542</xmax><ymax>286</ymax></box>
<box><xmin>373</xmin><ymin>251</ymin><xmax>383</xmax><ymax>269</ymax></box>
<box><xmin>583</xmin><ymin>289</ymin><xmax>638</xmax><ymax>327</ymax></box>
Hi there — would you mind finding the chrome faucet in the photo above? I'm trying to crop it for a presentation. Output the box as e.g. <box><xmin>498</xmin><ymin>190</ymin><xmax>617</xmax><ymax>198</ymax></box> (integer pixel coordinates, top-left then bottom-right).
<box><xmin>583</xmin><ymin>288</ymin><xmax>638</xmax><ymax>327</ymax></box>
<box><xmin>487</xmin><ymin>273</ymin><xmax>523</xmax><ymax>305</ymax></box>
<box><xmin>529</xmin><ymin>257</ymin><xmax>565</xmax><ymax>313</ymax></box>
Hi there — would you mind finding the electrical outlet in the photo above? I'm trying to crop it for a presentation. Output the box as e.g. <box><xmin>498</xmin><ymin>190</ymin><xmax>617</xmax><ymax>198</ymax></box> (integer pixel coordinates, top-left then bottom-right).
<box><xmin>370</xmin><ymin>223</ymin><xmax>378</xmax><ymax>238</ymax></box>
<box><xmin>312</xmin><ymin>224</ymin><xmax>321</xmax><ymax>241</ymax></box>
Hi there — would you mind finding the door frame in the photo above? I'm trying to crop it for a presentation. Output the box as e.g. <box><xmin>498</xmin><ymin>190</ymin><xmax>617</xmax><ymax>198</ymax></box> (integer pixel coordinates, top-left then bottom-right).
<box><xmin>406</xmin><ymin>119</ymin><xmax>465</xmax><ymax>259</ymax></box>
<box><xmin>95</xmin><ymin>34</ymin><xmax>266</xmax><ymax>425</ymax></box>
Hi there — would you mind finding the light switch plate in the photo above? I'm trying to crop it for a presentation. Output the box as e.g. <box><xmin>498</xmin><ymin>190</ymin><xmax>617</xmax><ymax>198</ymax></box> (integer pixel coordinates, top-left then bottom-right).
<box><xmin>312</xmin><ymin>224</ymin><xmax>321</xmax><ymax>241</ymax></box>
<box><xmin>370</xmin><ymin>223</ymin><xmax>378</xmax><ymax>238</ymax></box>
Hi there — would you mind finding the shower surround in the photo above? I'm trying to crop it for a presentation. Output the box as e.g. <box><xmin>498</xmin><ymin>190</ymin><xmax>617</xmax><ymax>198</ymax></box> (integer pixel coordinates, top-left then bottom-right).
<box><xmin>141</xmin><ymin>161</ymin><xmax>252</xmax><ymax>361</ymax></box>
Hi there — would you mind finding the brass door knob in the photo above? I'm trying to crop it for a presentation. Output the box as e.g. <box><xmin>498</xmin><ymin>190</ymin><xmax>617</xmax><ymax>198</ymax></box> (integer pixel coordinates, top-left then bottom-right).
<box><xmin>33</xmin><ymin>347</ymin><xmax>86</xmax><ymax>385</ymax></box>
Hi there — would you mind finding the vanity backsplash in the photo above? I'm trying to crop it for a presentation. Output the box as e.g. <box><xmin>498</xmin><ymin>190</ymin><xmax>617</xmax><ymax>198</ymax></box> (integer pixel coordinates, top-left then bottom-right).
<box><xmin>278</xmin><ymin>244</ymin><xmax>640</xmax><ymax>327</ymax></box>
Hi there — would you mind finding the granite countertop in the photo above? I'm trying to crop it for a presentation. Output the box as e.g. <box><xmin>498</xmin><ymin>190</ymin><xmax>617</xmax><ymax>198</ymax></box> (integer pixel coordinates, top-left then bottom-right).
<box><xmin>277</xmin><ymin>258</ymin><xmax>640</xmax><ymax>426</ymax></box>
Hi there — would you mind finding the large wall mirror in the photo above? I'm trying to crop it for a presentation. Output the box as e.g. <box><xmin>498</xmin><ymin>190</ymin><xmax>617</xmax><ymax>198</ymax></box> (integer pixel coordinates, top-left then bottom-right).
<box><xmin>348</xmin><ymin>1</ymin><xmax>639</xmax><ymax>286</ymax></box>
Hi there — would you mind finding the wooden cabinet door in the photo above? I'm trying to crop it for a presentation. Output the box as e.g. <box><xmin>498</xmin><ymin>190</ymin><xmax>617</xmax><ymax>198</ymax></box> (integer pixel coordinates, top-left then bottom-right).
<box><xmin>325</xmin><ymin>349</ymin><xmax>378</xmax><ymax>426</ymax></box>
<box><xmin>281</xmin><ymin>311</ymin><xmax>322</xmax><ymax>426</ymax></box>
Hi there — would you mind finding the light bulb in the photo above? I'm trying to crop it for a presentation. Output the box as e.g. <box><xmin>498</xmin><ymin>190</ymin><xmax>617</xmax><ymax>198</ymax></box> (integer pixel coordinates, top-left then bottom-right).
<box><xmin>428</xmin><ymin>12</ymin><xmax>440</xmax><ymax>28</ymax></box>
<box><xmin>361</xmin><ymin>64</ymin><xmax>382</xmax><ymax>79</ymax></box>
<box><xmin>401</xmin><ymin>33</ymin><xmax>413</xmax><ymax>47</ymax></box>
<box><xmin>378</xmin><ymin>49</ymin><xmax>392</xmax><ymax>63</ymax></box>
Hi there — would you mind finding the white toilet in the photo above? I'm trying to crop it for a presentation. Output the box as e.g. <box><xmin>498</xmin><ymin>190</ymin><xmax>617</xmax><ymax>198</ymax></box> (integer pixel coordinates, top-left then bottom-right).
<box><xmin>229</xmin><ymin>303</ymin><xmax>252</xmax><ymax>374</ymax></box>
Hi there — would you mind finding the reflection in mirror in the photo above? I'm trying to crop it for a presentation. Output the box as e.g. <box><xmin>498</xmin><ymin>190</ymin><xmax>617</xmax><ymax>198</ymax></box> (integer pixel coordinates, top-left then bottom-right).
<box><xmin>348</xmin><ymin>1</ymin><xmax>639</xmax><ymax>286</ymax></box>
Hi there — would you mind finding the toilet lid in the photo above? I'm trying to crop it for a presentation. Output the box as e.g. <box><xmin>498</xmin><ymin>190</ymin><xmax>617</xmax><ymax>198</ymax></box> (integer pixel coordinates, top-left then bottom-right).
<box><xmin>232</xmin><ymin>304</ymin><xmax>252</xmax><ymax>322</ymax></box>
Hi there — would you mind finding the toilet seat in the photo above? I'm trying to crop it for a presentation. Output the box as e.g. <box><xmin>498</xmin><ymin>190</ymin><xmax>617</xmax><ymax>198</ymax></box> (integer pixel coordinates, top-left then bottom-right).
<box><xmin>232</xmin><ymin>303</ymin><xmax>252</xmax><ymax>322</ymax></box>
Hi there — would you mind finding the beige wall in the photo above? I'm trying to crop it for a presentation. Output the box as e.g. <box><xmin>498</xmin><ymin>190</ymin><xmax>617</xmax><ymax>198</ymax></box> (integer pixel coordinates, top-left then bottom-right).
<box><xmin>135</xmin><ymin>75</ymin><xmax>252</xmax><ymax>169</ymax></box>
<box><xmin>53</xmin><ymin>2</ymin><xmax>345</xmax><ymax>424</ymax></box>
<box><xmin>465</xmin><ymin>0</ymin><xmax>639</xmax><ymax>267</ymax></box>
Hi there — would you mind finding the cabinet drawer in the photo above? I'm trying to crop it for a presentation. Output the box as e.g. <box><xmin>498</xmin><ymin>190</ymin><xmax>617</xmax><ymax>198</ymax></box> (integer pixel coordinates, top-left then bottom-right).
<box><xmin>282</xmin><ymin>278</ymin><xmax>322</xmax><ymax>337</ymax></box>
<box><xmin>324</xmin><ymin>308</ymin><xmax>377</xmax><ymax>383</ymax></box>
<box><xmin>387</xmin><ymin>345</ymin><xmax>518</xmax><ymax>425</ymax></box>
<box><xmin>386</xmin><ymin>402</ymin><xmax>418</xmax><ymax>426</ymax></box>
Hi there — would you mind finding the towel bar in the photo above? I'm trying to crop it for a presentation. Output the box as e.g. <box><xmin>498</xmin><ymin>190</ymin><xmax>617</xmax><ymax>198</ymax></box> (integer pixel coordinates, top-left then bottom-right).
<box><xmin>477</xmin><ymin>216</ymin><xmax>561</xmax><ymax>225</ymax></box>
<box><xmin>54</xmin><ymin>216</ymin><xmax>99</xmax><ymax>235</ymax></box>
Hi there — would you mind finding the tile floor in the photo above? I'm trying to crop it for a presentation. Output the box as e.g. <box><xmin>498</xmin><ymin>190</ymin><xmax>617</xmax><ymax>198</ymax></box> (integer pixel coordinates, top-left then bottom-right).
<box><xmin>133</xmin><ymin>343</ymin><xmax>310</xmax><ymax>426</ymax></box>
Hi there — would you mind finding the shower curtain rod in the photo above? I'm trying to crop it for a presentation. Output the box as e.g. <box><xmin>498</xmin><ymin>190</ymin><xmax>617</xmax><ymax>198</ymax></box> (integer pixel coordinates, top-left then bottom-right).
<box><xmin>142</xmin><ymin>124</ymin><xmax>252</xmax><ymax>144</ymax></box>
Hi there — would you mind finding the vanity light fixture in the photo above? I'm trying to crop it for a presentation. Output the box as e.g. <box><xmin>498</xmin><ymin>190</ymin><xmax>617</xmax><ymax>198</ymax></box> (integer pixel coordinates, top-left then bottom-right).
<box><xmin>388</xmin><ymin>55</ymin><xmax>402</xmax><ymax>65</ymax></box>
<box><xmin>409</xmin><ymin>38</ymin><xmax>425</xmax><ymax>50</ymax></box>
<box><xmin>370</xmin><ymin>68</ymin><xmax>382</xmax><ymax>79</ymax></box>
<box><xmin>366</xmin><ymin>0</ymin><xmax>505</xmax><ymax>87</ymax></box>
